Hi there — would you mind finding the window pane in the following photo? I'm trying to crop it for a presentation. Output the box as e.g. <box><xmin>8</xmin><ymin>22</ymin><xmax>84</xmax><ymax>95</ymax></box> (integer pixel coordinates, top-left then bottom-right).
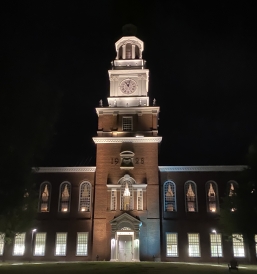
<box><xmin>164</xmin><ymin>181</ymin><xmax>176</xmax><ymax>212</ymax></box>
<box><xmin>59</xmin><ymin>183</ymin><xmax>71</xmax><ymax>212</ymax></box>
<box><xmin>120</xmin><ymin>180</ymin><xmax>133</xmax><ymax>210</ymax></box>
<box><xmin>39</xmin><ymin>183</ymin><xmax>51</xmax><ymax>212</ymax></box>
<box><xmin>206</xmin><ymin>182</ymin><xmax>218</xmax><ymax>212</ymax></box>
<box><xmin>13</xmin><ymin>233</ymin><xmax>26</xmax><ymax>256</ymax></box>
<box><xmin>166</xmin><ymin>233</ymin><xmax>178</xmax><ymax>257</ymax></box>
<box><xmin>188</xmin><ymin>233</ymin><xmax>200</xmax><ymax>257</ymax></box>
<box><xmin>0</xmin><ymin>234</ymin><xmax>4</xmax><ymax>256</ymax></box>
<box><xmin>76</xmin><ymin>232</ymin><xmax>88</xmax><ymax>256</ymax></box>
<box><xmin>210</xmin><ymin>233</ymin><xmax>223</xmax><ymax>257</ymax></box>
<box><xmin>55</xmin><ymin>233</ymin><xmax>67</xmax><ymax>256</ymax></box>
<box><xmin>255</xmin><ymin>235</ymin><xmax>257</xmax><ymax>257</ymax></box>
<box><xmin>232</xmin><ymin>234</ymin><xmax>245</xmax><ymax>257</ymax></box>
<box><xmin>79</xmin><ymin>182</ymin><xmax>91</xmax><ymax>212</ymax></box>
<box><xmin>111</xmin><ymin>189</ymin><xmax>117</xmax><ymax>211</ymax></box>
<box><xmin>137</xmin><ymin>189</ymin><xmax>143</xmax><ymax>211</ymax></box>
<box><xmin>122</xmin><ymin>117</ymin><xmax>133</xmax><ymax>131</ymax></box>
<box><xmin>34</xmin><ymin>233</ymin><xmax>46</xmax><ymax>256</ymax></box>
<box><xmin>185</xmin><ymin>182</ymin><xmax>198</xmax><ymax>212</ymax></box>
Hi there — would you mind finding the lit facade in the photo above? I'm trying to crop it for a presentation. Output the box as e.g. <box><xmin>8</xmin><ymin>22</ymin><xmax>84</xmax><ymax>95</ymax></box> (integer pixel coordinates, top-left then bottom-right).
<box><xmin>1</xmin><ymin>32</ymin><xmax>254</xmax><ymax>263</ymax></box>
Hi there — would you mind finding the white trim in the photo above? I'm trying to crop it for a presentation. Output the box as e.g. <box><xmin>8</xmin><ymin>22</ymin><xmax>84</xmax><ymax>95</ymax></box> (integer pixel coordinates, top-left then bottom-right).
<box><xmin>107</xmin><ymin>184</ymin><xmax>147</xmax><ymax>189</ymax></box>
<box><xmin>159</xmin><ymin>166</ymin><xmax>247</xmax><ymax>172</ymax></box>
<box><xmin>32</xmin><ymin>167</ymin><xmax>96</xmax><ymax>173</ymax></box>
<box><xmin>96</xmin><ymin>106</ymin><xmax>160</xmax><ymax>116</ymax></box>
<box><xmin>115</xmin><ymin>36</ymin><xmax>144</xmax><ymax>53</ymax></box>
<box><xmin>93</xmin><ymin>137</ymin><xmax>162</xmax><ymax>144</ymax></box>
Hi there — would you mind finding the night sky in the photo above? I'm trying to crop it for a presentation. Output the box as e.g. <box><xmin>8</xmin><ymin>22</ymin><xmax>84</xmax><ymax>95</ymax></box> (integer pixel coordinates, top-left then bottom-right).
<box><xmin>2</xmin><ymin>1</ymin><xmax>257</xmax><ymax>167</ymax></box>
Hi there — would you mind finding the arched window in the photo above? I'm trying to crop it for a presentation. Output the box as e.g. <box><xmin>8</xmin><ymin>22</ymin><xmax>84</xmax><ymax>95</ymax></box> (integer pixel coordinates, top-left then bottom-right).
<box><xmin>38</xmin><ymin>182</ymin><xmax>51</xmax><ymax>212</ymax></box>
<box><xmin>164</xmin><ymin>181</ymin><xmax>177</xmax><ymax>212</ymax></box>
<box><xmin>185</xmin><ymin>181</ymin><xmax>198</xmax><ymax>212</ymax></box>
<box><xmin>206</xmin><ymin>181</ymin><xmax>219</xmax><ymax>212</ymax></box>
<box><xmin>78</xmin><ymin>182</ymin><xmax>91</xmax><ymax>212</ymax></box>
<box><xmin>120</xmin><ymin>180</ymin><xmax>133</xmax><ymax>211</ymax></box>
<box><xmin>59</xmin><ymin>182</ymin><xmax>71</xmax><ymax>212</ymax></box>
<box><xmin>227</xmin><ymin>180</ymin><xmax>238</xmax><ymax>197</ymax></box>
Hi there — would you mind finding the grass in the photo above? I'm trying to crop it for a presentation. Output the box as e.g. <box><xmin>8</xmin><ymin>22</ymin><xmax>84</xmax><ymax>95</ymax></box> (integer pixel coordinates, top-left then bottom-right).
<box><xmin>0</xmin><ymin>262</ymin><xmax>257</xmax><ymax>274</ymax></box>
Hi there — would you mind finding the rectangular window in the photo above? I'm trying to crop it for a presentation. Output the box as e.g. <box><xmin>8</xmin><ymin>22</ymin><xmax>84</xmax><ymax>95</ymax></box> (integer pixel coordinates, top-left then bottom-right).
<box><xmin>0</xmin><ymin>234</ymin><xmax>4</xmax><ymax>256</ymax></box>
<box><xmin>55</xmin><ymin>233</ymin><xmax>67</xmax><ymax>256</ymax></box>
<box><xmin>76</xmin><ymin>232</ymin><xmax>88</xmax><ymax>256</ymax></box>
<box><xmin>166</xmin><ymin>233</ymin><xmax>178</xmax><ymax>257</ymax></box>
<box><xmin>13</xmin><ymin>233</ymin><xmax>26</xmax><ymax>256</ymax></box>
<box><xmin>255</xmin><ymin>235</ymin><xmax>257</xmax><ymax>256</ymax></box>
<box><xmin>210</xmin><ymin>233</ymin><xmax>223</xmax><ymax>257</ymax></box>
<box><xmin>137</xmin><ymin>189</ymin><xmax>143</xmax><ymax>211</ymax></box>
<box><xmin>122</xmin><ymin>116</ymin><xmax>133</xmax><ymax>131</ymax></box>
<box><xmin>232</xmin><ymin>234</ymin><xmax>245</xmax><ymax>257</ymax></box>
<box><xmin>111</xmin><ymin>189</ymin><xmax>117</xmax><ymax>211</ymax></box>
<box><xmin>34</xmin><ymin>233</ymin><xmax>46</xmax><ymax>256</ymax></box>
<box><xmin>188</xmin><ymin>233</ymin><xmax>200</xmax><ymax>257</ymax></box>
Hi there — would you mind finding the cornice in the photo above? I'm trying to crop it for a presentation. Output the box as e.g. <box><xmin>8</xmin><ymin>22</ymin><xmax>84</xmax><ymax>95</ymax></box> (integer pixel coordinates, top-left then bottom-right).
<box><xmin>108</xmin><ymin>69</ymin><xmax>149</xmax><ymax>75</ymax></box>
<box><xmin>95</xmin><ymin>106</ymin><xmax>160</xmax><ymax>116</ymax></box>
<box><xmin>93</xmin><ymin>137</ymin><xmax>162</xmax><ymax>144</ymax></box>
<box><xmin>158</xmin><ymin>166</ymin><xmax>247</xmax><ymax>172</ymax></box>
<box><xmin>32</xmin><ymin>167</ymin><xmax>96</xmax><ymax>173</ymax></box>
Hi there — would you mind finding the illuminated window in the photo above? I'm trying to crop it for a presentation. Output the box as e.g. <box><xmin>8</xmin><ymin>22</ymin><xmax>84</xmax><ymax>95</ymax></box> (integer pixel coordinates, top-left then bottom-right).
<box><xmin>13</xmin><ymin>233</ymin><xmax>26</xmax><ymax>256</ymax></box>
<box><xmin>254</xmin><ymin>234</ymin><xmax>257</xmax><ymax>257</ymax></box>
<box><xmin>34</xmin><ymin>233</ymin><xmax>46</xmax><ymax>256</ymax></box>
<box><xmin>210</xmin><ymin>233</ymin><xmax>223</xmax><ymax>257</ymax></box>
<box><xmin>206</xmin><ymin>181</ymin><xmax>219</xmax><ymax>212</ymax></box>
<box><xmin>166</xmin><ymin>233</ymin><xmax>178</xmax><ymax>257</ymax></box>
<box><xmin>228</xmin><ymin>181</ymin><xmax>238</xmax><ymax>196</ymax></box>
<box><xmin>164</xmin><ymin>181</ymin><xmax>176</xmax><ymax>212</ymax></box>
<box><xmin>39</xmin><ymin>182</ymin><xmax>51</xmax><ymax>212</ymax></box>
<box><xmin>0</xmin><ymin>234</ymin><xmax>4</xmax><ymax>256</ymax></box>
<box><xmin>137</xmin><ymin>189</ymin><xmax>143</xmax><ymax>211</ymax></box>
<box><xmin>76</xmin><ymin>232</ymin><xmax>88</xmax><ymax>256</ymax></box>
<box><xmin>185</xmin><ymin>181</ymin><xmax>198</xmax><ymax>212</ymax></box>
<box><xmin>122</xmin><ymin>117</ymin><xmax>133</xmax><ymax>131</ymax></box>
<box><xmin>232</xmin><ymin>234</ymin><xmax>245</xmax><ymax>257</ymax></box>
<box><xmin>121</xmin><ymin>180</ymin><xmax>133</xmax><ymax>210</ymax></box>
<box><xmin>55</xmin><ymin>233</ymin><xmax>67</xmax><ymax>256</ymax></box>
<box><xmin>78</xmin><ymin>182</ymin><xmax>91</xmax><ymax>212</ymax></box>
<box><xmin>110</xmin><ymin>189</ymin><xmax>117</xmax><ymax>211</ymax></box>
<box><xmin>59</xmin><ymin>182</ymin><xmax>71</xmax><ymax>212</ymax></box>
<box><xmin>188</xmin><ymin>233</ymin><xmax>200</xmax><ymax>257</ymax></box>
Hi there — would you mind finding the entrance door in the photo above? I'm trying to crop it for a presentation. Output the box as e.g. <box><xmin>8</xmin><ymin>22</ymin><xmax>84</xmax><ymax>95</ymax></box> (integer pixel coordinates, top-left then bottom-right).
<box><xmin>118</xmin><ymin>235</ymin><xmax>132</xmax><ymax>262</ymax></box>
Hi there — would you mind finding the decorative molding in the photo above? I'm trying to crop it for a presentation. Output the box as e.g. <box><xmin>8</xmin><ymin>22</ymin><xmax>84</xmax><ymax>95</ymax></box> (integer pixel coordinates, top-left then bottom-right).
<box><xmin>158</xmin><ymin>166</ymin><xmax>247</xmax><ymax>172</ymax></box>
<box><xmin>95</xmin><ymin>106</ymin><xmax>160</xmax><ymax>116</ymax></box>
<box><xmin>93</xmin><ymin>137</ymin><xmax>162</xmax><ymax>144</ymax></box>
<box><xmin>115</xmin><ymin>36</ymin><xmax>144</xmax><ymax>52</ymax></box>
<box><xmin>108</xmin><ymin>69</ymin><xmax>149</xmax><ymax>76</ymax></box>
<box><xmin>107</xmin><ymin>184</ymin><xmax>147</xmax><ymax>189</ymax></box>
<box><xmin>32</xmin><ymin>167</ymin><xmax>96</xmax><ymax>173</ymax></box>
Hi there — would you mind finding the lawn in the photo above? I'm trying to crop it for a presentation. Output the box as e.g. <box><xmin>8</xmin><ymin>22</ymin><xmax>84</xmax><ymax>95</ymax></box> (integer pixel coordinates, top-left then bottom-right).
<box><xmin>0</xmin><ymin>262</ymin><xmax>257</xmax><ymax>274</ymax></box>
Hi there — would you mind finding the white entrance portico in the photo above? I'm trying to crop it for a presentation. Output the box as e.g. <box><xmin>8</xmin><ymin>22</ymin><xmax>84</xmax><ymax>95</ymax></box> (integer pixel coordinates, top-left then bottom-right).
<box><xmin>110</xmin><ymin>213</ymin><xmax>141</xmax><ymax>262</ymax></box>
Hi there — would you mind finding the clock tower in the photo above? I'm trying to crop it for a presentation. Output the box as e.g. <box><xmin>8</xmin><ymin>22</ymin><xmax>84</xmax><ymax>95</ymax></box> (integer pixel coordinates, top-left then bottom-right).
<box><xmin>92</xmin><ymin>25</ymin><xmax>162</xmax><ymax>261</ymax></box>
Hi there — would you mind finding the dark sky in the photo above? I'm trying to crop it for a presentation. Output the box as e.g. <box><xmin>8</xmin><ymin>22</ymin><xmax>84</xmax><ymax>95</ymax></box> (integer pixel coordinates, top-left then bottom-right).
<box><xmin>2</xmin><ymin>1</ymin><xmax>257</xmax><ymax>167</ymax></box>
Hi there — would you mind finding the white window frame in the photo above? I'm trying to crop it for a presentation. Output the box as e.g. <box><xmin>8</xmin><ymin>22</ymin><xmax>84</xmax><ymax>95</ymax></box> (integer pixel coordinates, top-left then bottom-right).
<box><xmin>34</xmin><ymin>233</ymin><xmax>46</xmax><ymax>256</ymax></box>
<box><xmin>166</xmin><ymin>233</ymin><xmax>178</xmax><ymax>257</ymax></box>
<box><xmin>206</xmin><ymin>181</ymin><xmax>219</xmax><ymax>213</ymax></box>
<box><xmin>164</xmin><ymin>181</ymin><xmax>177</xmax><ymax>212</ymax></box>
<box><xmin>58</xmin><ymin>182</ymin><xmax>71</xmax><ymax>212</ymax></box>
<box><xmin>137</xmin><ymin>189</ymin><xmax>143</xmax><ymax>211</ymax></box>
<box><xmin>13</xmin><ymin>233</ymin><xmax>26</xmax><ymax>256</ymax></box>
<box><xmin>210</xmin><ymin>233</ymin><xmax>223</xmax><ymax>257</ymax></box>
<box><xmin>110</xmin><ymin>189</ymin><xmax>117</xmax><ymax>211</ymax></box>
<box><xmin>38</xmin><ymin>182</ymin><xmax>51</xmax><ymax>212</ymax></box>
<box><xmin>0</xmin><ymin>233</ymin><xmax>4</xmax><ymax>256</ymax></box>
<box><xmin>232</xmin><ymin>234</ymin><xmax>245</xmax><ymax>257</ymax></box>
<box><xmin>55</xmin><ymin>233</ymin><xmax>67</xmax><ymax>256</ymax></box>
<box><xmin>188</xmin><ymin>233</ymin><xmax>201</xmax><ymax>257</ymax></box>
<box><xmin>78</xmin><ymin>182</ymin><xmax>91</xmax><ymax>212</ymax></box>
<box><xmin>76</xmin><ymin>232</ymin><xmax>88</xmax><ymax>256</ymax></box>
<box><xmin>122</xmin><ymin>116</ymin><xmax>133</xmax><ymax>131</ymax></box>
<box><xmin>185</xmin><ymin>181</ymin><xmax>198</xmax><ymax>212</ymax></box>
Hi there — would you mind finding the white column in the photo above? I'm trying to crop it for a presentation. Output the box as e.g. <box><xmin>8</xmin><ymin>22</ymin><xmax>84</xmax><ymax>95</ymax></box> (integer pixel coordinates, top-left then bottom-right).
<box><xmin>133</xmin><ymin>238</ymin><xmax>140</xmax><ymax>261</ymax></box>
<box><xmin>122</xmin><ymin>45</ymin><xmax>126</xmax><ymax>59</ymax></box>
<box><xmin>110</xmin><ymin>238</ymin><xmax>117</xmax><ymax>261</ymax></box>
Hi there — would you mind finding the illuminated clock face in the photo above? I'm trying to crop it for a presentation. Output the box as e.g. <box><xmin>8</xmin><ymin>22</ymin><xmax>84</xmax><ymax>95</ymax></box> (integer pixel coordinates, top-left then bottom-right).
<box><xmin>119</xmin><ymin>79</ymin><xmax>137</xmax><ymax>94</ymax></box>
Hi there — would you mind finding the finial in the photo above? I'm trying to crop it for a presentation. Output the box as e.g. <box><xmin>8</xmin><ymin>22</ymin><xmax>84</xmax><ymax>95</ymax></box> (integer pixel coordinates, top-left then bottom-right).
<box><xmin>122</xmin><ymin>24</ymin><xmax>137</xmax><ymax>36</ymax></box>
<box><xmin>99</xmin><ymin>99</ymin><xmax>103</xmax><ymax>107</ymax></box>
<box><xmin>153</xmin><ymin>98</ymin><xmax>156</xmax><ymax>106</ymax></box>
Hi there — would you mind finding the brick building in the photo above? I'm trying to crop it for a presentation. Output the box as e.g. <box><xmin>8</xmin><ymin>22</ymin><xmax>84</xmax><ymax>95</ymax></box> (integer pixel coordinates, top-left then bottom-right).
<box><xmin>1</xmin><ymin>31</ymin><xmax>252</xmax><ymax>263</ymax></box>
